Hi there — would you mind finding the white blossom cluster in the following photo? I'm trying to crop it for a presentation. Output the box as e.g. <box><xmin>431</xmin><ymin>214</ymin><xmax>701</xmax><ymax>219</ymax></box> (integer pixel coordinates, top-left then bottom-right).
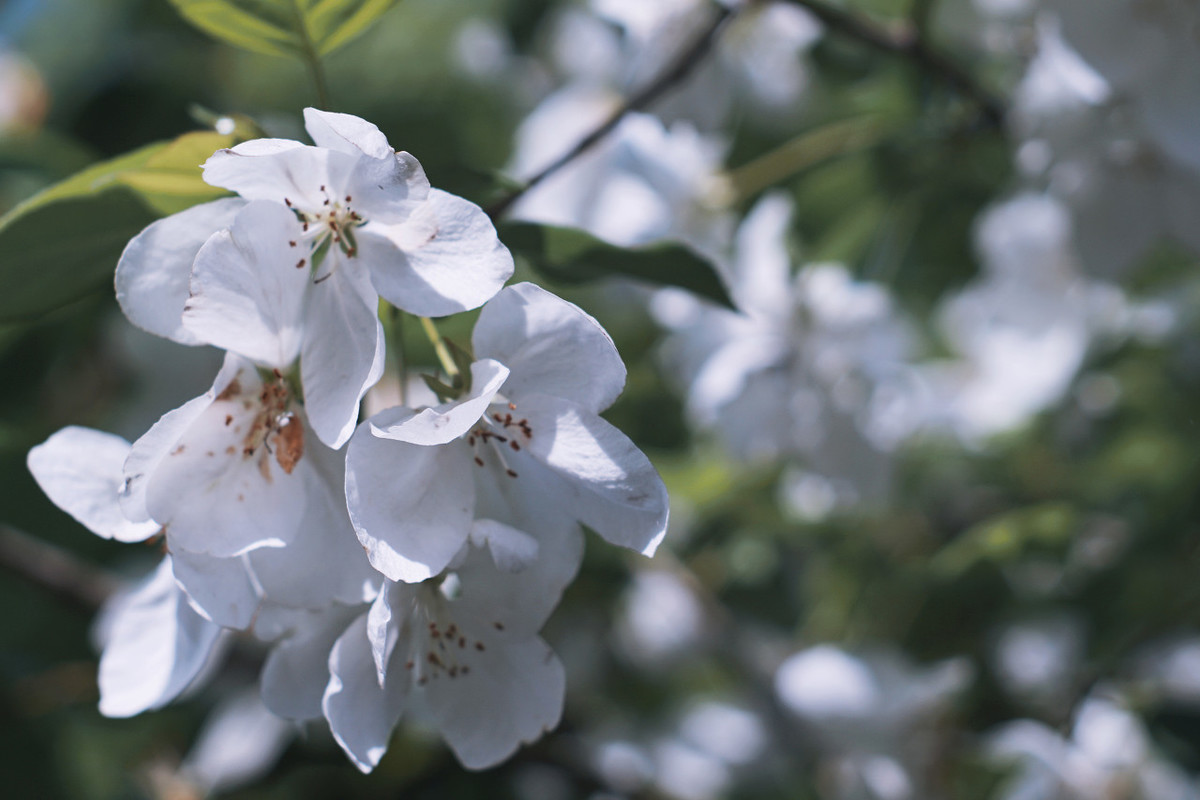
<box><xmin>27</xmin><ymin>109</ymin><xmax>669</xmax><ymax>772</ymax></box>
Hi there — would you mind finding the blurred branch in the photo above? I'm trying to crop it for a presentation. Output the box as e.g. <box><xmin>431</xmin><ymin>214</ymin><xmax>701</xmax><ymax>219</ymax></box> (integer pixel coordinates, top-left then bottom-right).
<box><xmin>778</xmin><ymin>0</ymin><xmax>1005</xmax><ymax>126</ymax></box>
<box><xmin>486</xmin><ymin>4</ymin><xmax>738</xmax><ymax>220</ymax></box>
<box><xmin>0</xmin><ymin>524</ymin><xmax>115</xmax><ymax>612</ymax></box>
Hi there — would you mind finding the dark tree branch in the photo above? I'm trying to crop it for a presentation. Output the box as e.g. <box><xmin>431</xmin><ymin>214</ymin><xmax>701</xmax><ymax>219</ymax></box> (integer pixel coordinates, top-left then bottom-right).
<box><xmin>486</xmin><ymin>4</ymin><xmax>738</xmax><ymax>220</ymax></box>
<box><xmin>777</xmin><ymin>0</ymin><xmax>1006</xmax><ymax>126</ymax></box>
<box><xmin>0</xmin><ymin>524</ymin><xmax>115</xmax><ymax>612</ymax></box>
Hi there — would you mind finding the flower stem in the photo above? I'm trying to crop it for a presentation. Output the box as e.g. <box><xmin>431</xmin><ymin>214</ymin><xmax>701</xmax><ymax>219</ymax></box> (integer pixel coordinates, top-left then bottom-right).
<box><xmin>289</xmin><ymin>0</ymin><xmax>332</xmax><ymax>109</ymax></box>
<box><xmin>419</xmin><ymin>316</ymin><xmax>459</xmax><ymax>380</ymax></box>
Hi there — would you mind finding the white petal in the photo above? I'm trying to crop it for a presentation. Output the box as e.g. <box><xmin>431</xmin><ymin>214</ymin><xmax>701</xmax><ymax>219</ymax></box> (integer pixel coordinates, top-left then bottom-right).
<box><xmin>422</xmin><ymin>635</ymin><xmax>564</xmax><ymax>770</ymax></box>
<box><xmin>367</xmin><ymin>582</ymin><xmax>399</xmax><ymax>687</ymax></box>
<box><xmin>304</xmin><ymin>108</ymin><xmax>393</xmax><ymax>160</ymax></box>
<box><xmin>468</xmin><ymin>519</ymin><xmax>539</xmax><ymax>573</ymax></box>
<box><xmin>345</xmin><ymin>428</ymin><xmax>475</xmax><ymax>583</ymax></box>
<box><xmin>300</xmin><ymin>253</ymin><xmax>385</xmax><ymax>448</ymax></box>
<box><xmin>98</xmin><ymin>557</ymin><xmax>223</xmax><ymax>718</ymax></box>
<box><xmin>144</xmin><ymin>365</ymin><xmax>307</xmax><ymax>558</ymax></box>
<box><xmin>121</xmin><ymin>354</ymin><xmax>243</xmax><ymax>523</ymax></box>
<box><xmin>323</xmin><ymin>613</ymin><xmax>410</xmax><ymax>773</ymax></box>
<box><xmin>115</xmin><ymin>197</ymin><xmax>246</xmax><ymax>345</ymax></box>
<box><xmin>519</xmin><ymin>393</ymin><xmax>669</xmax><ymax>556</ymax></box>
<box><xmin>180</xmin><ymin>689</ymin><xmax>293</xmax><ymax>794</ymax></box>
<box><xmin>202</xmin><ymin>139</ymin><xmax>327</xmax><ymax>206</ymax></box>
<box><xmin>473</xmin><ymin>282</ymin><xmax>626</xmax><ymax>413</ymax></box>
<box><xmin>369</xmin><ymin>359</ymin><xmax>509</xmax><ymax>446</ymax></box>
<box><xmin>28</xmin><ymin>427</ymin><xmax>160</xmax><ymax>542</ymax></box>
<box><xmin>248</xmin><ymin>459</ymin><xmax>378</xmax><ymax>609</ymax></box>
<box><xmin>367</xmin><ymin>190</ymin><xmax>514</xmax><ymax>316</ymax></box>
<box><xmin>184</xmin><ymin>201</ymin><xmax>309</xmax><ymax>368</ymax></box>
<box><xmin>171</xmin><ymin>550</ymin><xmax>260</xmax><ymax>630</ymax></box>
<box><xmin>260</xmin><ymin>605</ymin><xmax>362</xmax><ymax>721</ymax></box>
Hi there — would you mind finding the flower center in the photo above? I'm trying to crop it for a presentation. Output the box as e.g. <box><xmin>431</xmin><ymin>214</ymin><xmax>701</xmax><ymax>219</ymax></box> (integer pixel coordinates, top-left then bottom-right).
<box><xmin>284</xmin><ymin>185</ymin><xmax>366</xmax><ymax>283</ymax></box>
<box><xmin>400</xmin><ymin>582</ymin><xmax>507</xmax><ymax>687</ymax></box>
<box><xmin>465</xmin><ymin>401</ymin><xmax>534</xmax><ymax>478</ymax></box>
<box><xmin>221</xmin><ymin>370</ymin><xmax>304</xmax><ymax>481</ymax></box>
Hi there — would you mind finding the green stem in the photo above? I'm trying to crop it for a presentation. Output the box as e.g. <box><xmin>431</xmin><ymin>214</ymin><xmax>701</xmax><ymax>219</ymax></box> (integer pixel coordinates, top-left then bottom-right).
<box><xmin>419</xmin><ymin>316</ymin><xmax>459</xmax><ymax>379</ymax></box>
<box><xmin>724</xmin><ymin>117</ymin><xmax>889</xmax><ymax>203</ymax></box>
<box><xmin>289</xmin><ymin>0</ymin><xmax>331</xmax><ymax>109</ymax></box>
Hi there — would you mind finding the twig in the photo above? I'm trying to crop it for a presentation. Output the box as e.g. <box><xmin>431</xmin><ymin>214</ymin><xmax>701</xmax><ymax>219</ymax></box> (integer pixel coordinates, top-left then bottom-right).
<box><xmin>0</xmin><ymin>524</ymin><xmax>115</xmax><ymax>612</ymax></box>
<box><xmin>486</xmin><ymin>4</ymin><xmax>737</xmax><ymax>220</ymax></box>
<box><xmin>778</xmin><ymin>0</ymin><xmax>1005</xmax><ymax>126</ymax></box>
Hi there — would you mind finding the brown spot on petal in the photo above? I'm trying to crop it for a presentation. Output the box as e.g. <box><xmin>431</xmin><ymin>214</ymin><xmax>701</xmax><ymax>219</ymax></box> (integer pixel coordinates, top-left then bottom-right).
<box><xmin>216</xmin><ymin>379</ymin><xmax>242</xmax><ymax>402</ymax></box>
<box><xmin>273</xmin><ymin>416</ymin><xmax>304</xmax><ymax>475</ymax></box>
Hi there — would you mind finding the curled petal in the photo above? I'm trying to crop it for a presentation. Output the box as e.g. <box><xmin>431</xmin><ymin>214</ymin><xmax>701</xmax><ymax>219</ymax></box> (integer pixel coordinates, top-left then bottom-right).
<box><xmin>473</xmin><ymin>282</ymin><xmax>626</xmax><ymax>413</ymax></box>
<box><xmin>323</xmin><ymin>614</ymin><xmax>410</xmax><ymax>773</ymax></box>
<box><xmin>369</xmin><ymin>359</ymin><xmax>509</xmax><ymax>446</ymax></box>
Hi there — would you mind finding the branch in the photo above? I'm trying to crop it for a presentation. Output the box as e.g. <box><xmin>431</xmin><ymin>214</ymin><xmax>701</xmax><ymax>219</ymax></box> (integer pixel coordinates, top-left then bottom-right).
<box><xmin>779</xmin><ymin>0</ymin><xmax>1005</xmax><ymax>126</ymax></box>
<box><xmin>486</xmin><ymin>4</ymin><xmax>737</xmax><ymax>220</ymax></box>
<box><xmin>0</xmin><ymin>524</ymin><xmax>115</xmax><ymax>613</ymax></box>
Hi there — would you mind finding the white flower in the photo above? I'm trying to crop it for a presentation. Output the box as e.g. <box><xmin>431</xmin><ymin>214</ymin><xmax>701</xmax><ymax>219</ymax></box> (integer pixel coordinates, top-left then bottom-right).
<box><xmin>345</xmin><ymin>282</ymin><xmax>669</xmax><ymax>584</ymax></box>
<box><xmin>119</xmin><ymin>353</ymin><xmax>310</xmax><ymax>558</ymax></box>
<box><xmin>115</xmin><ymin>109</ymin><xmax>513</xmax><ymax>445</ymax></box>
<box><xmin>656</xmin><ymin>193</ymin><xmax>917</xmax><ymax>504</ymax></box>
<box><xmin>507</xmin><ymin>87</ymin><xmax>732</xmax><ymax>255</ymax></box>
<box><xmin>322</xmin><ymin>536</ymin><xmax>566</xmax><ymax>771</ymax></box>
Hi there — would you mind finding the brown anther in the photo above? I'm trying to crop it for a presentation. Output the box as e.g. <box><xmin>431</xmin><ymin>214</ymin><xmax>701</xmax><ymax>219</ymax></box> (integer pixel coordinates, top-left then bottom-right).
<box><xmin>284</xmin><ymin>198</ymin><xmax>292</xmax><ymax>207</ymax></box>
<box><xmin>347</xmin><ymin>248</ymin><xmax>356</xmax><ymax>257</ymax></box>
<box><xmin>288</xmin><ymin>240</ymin><xmax>296</xmax><ymax>247</ymax></box>
<box><xmin>405</xmin><ymin>660</ymin><xmax>414</xmax><ymax>670</ymax></box>
<box><xmin>225</xmin><ymin>414</ymin><xmax>233</xmax><ymax>426</ymax></box>
<box><xmin>225</xmin><ymin>446</ymin><xmax>235</xmax><ymax>455</ymax></box>
<box><xmin>302</xmin><ymin>222</ymin><xmax>309</xmax><ymax>231</ymax></box>
<box><xmin>493</xmin><ymin>621</ymin><xmax>505</xmax><ymax>631</ymax></box>
<box><xmin>508</xmin><ymin>402</ymin><xmax>516</xmax><ymax>410</ymax></box>
<box><xmin>475</xmin><ymin>642</ymin><xmax>485</xmax><ymax>651</ymax></box>
<box><xmin>506</xmin><ymin>469</ymin><xmax>518</xmax><ymax>478</ymax></box>
<box><xmin>510</xmin><ymin>441</ymin><xmax>520</xmax><ymax>451</ymax></box>
<box><xmin>345</xmin><ymin>195</ymin><xmax>352</xmax><ymax>202</ymax></box>
<box><xmin>474</xmin><ymin>456</ymin><xmax>485</xmax><ymax>467</ymax></box>
<box><xmin>467</xmin><ymin>435</ymin><xmax>476</xmax><ymax>446</ymax></box>
<box><xmin>319</xmin><ymin>185</ymin><xmax>325</xmax><ymax>191</ymax></box>
<box><xmin>458</xmin><ymin>637</ymin><xmax>466</xmax><ymax>648</ymax></box>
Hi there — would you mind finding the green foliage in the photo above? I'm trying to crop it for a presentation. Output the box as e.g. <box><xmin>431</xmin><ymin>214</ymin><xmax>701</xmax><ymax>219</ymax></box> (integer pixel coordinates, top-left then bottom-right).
<box><xmin>500</xmin><ymin>221</ymin><xmax>736</xmax><ymax>310</ymax></box>
<box><xmin>166</xmin><ymin>0</ymin><xmax>402</xmax><ymax>58</ymax></box>
<box><xmin>0</xmin><ymin>131</ymin><xmax>233</xmax><ymax>323</ymax></box>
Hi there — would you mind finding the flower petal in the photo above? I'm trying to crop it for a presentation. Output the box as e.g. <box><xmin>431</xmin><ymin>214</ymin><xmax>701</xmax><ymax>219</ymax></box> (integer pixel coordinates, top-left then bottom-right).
<box><xmin>97</xmin><ymin>557</ymin><xmax>223</xmax><ymax>718</ymax></box>
<box><xmin>300</xmin><ymin>251</ymin><xmax>385</xmax><ymax>448</ymax></box>
<box><xmin>184</xmin><ymin>201</ymin><xmax>309</xmax><ymax>369</ymax></box>
<box><xmin>468</xmin><ymin>519</ymin><xmax>539</xmax><ymax>573</ymax></box>
<box><xmin>421</xmin><ymin>634</ymin><xmax>564</xmax><ymax>770</ymax></box>
<box><xmin>28</xmin><ymin>426</ymin><xmax>160</xmax><ymax>542</ymax></box>
<box><xmin>303</xmin><ymin>108</ymin><xmax>393</xmax><ymax>160</ymax></box>
<box><xmin>518</xmin><ymin>393</ymin><xmax>669</xmax><ymax>556</ymax></box>
<box><xmin>121</xmin><ymin>354</ymin><xmax>243</xmax><ymax>524</ymax></box>
<box><xmin>249</xmin><ymin>442</ymin><xmax>378</xmax><ymax>609</ymax></box>
<box><xmin>367</xmin><ymin>190</ymin><xmax>514</xmax><ymax>316</ymax></box>
<box><xmin>202</xmin><ymin>139</ymin><xmax>325</xmax><ymax>206</ymax></box>
<box><xmin>473</xmin><ymin>282</ymin><xmax>626</xmax><ymax>413</ymax></box>
<box><xmin>323</xmin><ymin>613</ymin><xmax>410</xmax><ymax>773</ymax></box>
<box><xmin>143</xmin><ymin>363</ymin><xmax>308</xmax><ymax>558</ymax></box>
<box><xmin>259</xmin><ymin>605</ymin><xmax>362</xmax><ymax>721</ymax></box>
<box><xmin>115</xmin><ymin>197</ymin><xmax>246</xmax><ymax>345</ymax></box>
<box><xmin>171</xmin><ymin>550</ymin><xmax>260</xmax><ymax>630</ymax></box>
<box><xmin>346</xmin><ymin>427</ymin><xmax>475</xmax><ymax>583</ymax></box>
<box><xmin>368</xmin><ymin>359</ymin><xmax>509</xmax><ymax>446</ymax></box>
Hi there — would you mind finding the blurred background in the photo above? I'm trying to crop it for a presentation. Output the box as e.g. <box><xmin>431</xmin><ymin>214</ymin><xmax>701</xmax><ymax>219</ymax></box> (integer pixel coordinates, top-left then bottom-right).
<box><xmin>2</xmin><ymin>0</ymin><xmax>1200</xmax><ymax>797</ymax></box>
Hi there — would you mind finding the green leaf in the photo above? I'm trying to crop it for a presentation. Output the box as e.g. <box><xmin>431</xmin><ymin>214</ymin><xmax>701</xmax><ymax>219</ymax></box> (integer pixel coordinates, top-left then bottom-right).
<box><xmin>167</xmin><ymin>0</ymin><xmax>401</xmax><ymax>58</ymax></box>
<box><xmin>0</xmin><ymin>131</ymin><xmax>233</xmax><ymax>322</ymax></box>
<box><xmin>499</xmin><ymin>222</ymin><xmax>736</xmax><ymax>310</ymax></box>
